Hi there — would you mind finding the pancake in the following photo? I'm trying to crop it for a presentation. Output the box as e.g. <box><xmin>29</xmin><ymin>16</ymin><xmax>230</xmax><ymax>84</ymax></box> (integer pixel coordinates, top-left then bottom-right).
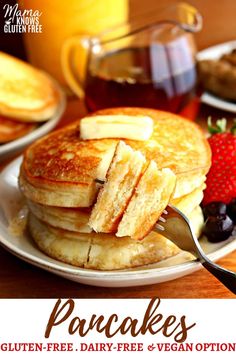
<box><xmin>0</xmin><ymin>51</ymin><xmax>60</xmax><ymax>122</ymax></box>
<box><xmin>97</xmin><ymin>108</ymin><xmax>211</xmax><ymax>199</ymax></box>
<box><xmin>28</xmin><ymin>206</ymin><xmax>203</xmax><ymax>270</ymax></box>
<box><xmin>89</xmin><ymin>141</ymin><xmax>146</xmax><ymax>233</ymax></box>
<box><xmin>27</xmin><ymin>200</ymin><xmax>92</xmax><ymax>233</ymax></box>
<box><xmin>171</xmin><ymin>183</ymin><xmax>205</xmax><ymax>216</ymax></box>
<box><xmin>116</xmin><ymin>163</ymin><xmax>176</xmax><ymax>240</ymax></box>
<box><xmin>19</xmin><ymin>136</ymin><xmax>117</xmax><ymax>207</ymax></box>
<box><xmin>27</xmin><ymin>184</ymin><xmax>204</xmax><ymax>233</ymax></box>
<box><xmin>19</xmin><ymin>108</ymin><xmax>211</xmax><ymax>208</ymax></box>
<box><xmin>0</xmin><ymin>115</ymin><xmax>36</xmax><ymax>143</ymax></box>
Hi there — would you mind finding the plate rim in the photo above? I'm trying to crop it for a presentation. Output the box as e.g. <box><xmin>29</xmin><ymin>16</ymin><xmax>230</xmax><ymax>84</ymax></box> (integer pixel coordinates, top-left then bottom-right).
<box><xmin>0</xmin><ymin>157</ymin><xmax>236</xmax><ymax>283</ymax></box>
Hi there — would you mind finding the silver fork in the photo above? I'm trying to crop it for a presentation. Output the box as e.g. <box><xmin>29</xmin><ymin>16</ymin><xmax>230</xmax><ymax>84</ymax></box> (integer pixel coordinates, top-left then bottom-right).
<box><xmin>155</xmin><ymin>205</ymin><xmax>236</xmax><ymax>295</ymax></box>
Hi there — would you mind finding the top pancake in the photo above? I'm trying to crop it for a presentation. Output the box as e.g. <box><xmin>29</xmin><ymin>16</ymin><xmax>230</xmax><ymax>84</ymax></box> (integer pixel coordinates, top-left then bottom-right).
<box><xmin>19</xmin><ymin>107</ymin><xmax>211</xmax><ymax>207</ymax></box>
<box><xmin>0</xmin><ymin>51</ymin><xmax>60</xmax><ymax>122</ymax></box>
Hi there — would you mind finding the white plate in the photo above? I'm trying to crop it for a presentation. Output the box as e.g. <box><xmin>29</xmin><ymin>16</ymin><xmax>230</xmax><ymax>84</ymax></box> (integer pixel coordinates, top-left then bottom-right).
<box><xmin>197</xmin><ymin>40</ymin><xmax>236</xmax><ymax>112</ymax></box>
<box><xmin>0</xmin><ymin>84</ymin><xmax>66</xmax><ymax>161</ymax></box>
<box><xmin>0</xmin><ymin>157</ymin><xmax>235</xmax><ymax>288</ymax></box>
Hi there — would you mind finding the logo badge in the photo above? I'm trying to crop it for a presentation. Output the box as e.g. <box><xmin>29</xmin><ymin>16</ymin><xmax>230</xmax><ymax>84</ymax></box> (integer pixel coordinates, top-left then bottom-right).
<box><xmin>3</xmin><ymin>3</ymin><xmax>43</xmax><ymax>33</ymax></box>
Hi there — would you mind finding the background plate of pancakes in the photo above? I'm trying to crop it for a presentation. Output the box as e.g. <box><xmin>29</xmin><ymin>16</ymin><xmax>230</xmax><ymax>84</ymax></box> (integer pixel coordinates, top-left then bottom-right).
<box><xmin>0</xmin><ymin>84</ymin><xmax>66</xmax><ymax>161</ymax></box>
<box><xmin>0</xmin><ymin>52</ymin><xmax>66</xmax><ymax>161</ymax></box>
<box><xmin>0</xmin><ymin>156</ymin><xmax>236</xmax><ymax>288</ymax></box>
<box><xmin>197</xmin><ymin>40</ymin><xmax>236</xmax><ymax>113</ymax></box>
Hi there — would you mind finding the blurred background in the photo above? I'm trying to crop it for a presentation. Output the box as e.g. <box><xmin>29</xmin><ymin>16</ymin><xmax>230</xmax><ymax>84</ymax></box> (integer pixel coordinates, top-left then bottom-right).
<box><xmin>1</xmin><ymin>0</ymin><xmax>236</xmax><ymax>114</ymax></box>
<box><xmin>1</xmin><ymin>0</ymin><xmax>236</xmax><ymax>60</ymax></box>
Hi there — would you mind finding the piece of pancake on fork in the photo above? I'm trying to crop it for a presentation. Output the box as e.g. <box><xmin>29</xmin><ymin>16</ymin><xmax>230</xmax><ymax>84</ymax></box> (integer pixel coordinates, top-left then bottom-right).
<box><xmin>89</xmin><ymin>141</ymin><xmax>146</xmax><ymax>233</ymax></box>
<box><xmin>116</xmin><ymin>161</ymin><xmax>176</xmax><ymax>240</ymax></box>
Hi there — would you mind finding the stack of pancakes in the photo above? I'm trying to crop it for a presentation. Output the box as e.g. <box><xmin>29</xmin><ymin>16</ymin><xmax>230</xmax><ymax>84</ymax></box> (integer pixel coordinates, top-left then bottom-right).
<box><xmin>19</xmin><ymin>108</ymin><xmax>211</xmax><ymax>270</ymax></box>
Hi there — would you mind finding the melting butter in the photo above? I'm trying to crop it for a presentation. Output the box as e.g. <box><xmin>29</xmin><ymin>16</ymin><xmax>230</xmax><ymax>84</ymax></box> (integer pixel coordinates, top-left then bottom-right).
<box><xmin>8</xmin><ymin>204</ymin><xmax>28</xmax><ymax>237</ymax></box>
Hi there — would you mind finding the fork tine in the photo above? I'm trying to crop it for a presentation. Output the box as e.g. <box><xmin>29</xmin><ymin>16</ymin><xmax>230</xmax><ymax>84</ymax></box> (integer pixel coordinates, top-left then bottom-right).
<box><xmin>159</xmin><ymin>216</ymin><xmax>166</xmax><ymax>223</ymax></box>
<box><xmin>95</xmin><ymin>178</ymin><xmax>105</xmax><ymax>184</ymax></box>
<box><xmin>162</xmin><ymin>209</ymin><xmax>168</xmax><ymax>215</ymax></box>
<box><xmin>155</xmin><ymin>223</ymin><xmax>165</xmax><ymax>231</ymax></box>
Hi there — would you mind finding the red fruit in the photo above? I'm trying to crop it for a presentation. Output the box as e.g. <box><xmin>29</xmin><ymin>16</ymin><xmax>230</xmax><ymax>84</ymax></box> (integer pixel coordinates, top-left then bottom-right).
<box><xmin>203</xmin><ymin>118</ymin><xmax>236</xmax><ymax>205</ymax></box>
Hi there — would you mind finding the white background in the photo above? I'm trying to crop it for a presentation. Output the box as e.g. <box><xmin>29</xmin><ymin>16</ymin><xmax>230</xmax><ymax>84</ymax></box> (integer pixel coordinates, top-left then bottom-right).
<box><xmin>0</xmin><ymin>299</ymin><xmax>235</xmax><ymax>353</ymax></box>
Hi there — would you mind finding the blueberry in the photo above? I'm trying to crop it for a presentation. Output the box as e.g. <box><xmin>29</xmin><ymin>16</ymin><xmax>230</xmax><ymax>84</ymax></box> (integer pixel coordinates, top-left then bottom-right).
<box><xmin>203</xmin><ymin>215</ymin><xmax>234</xmax><ymax>243</ymax></box>
<box><xmin>227</xmin><ymin>198</ymin><xmax>236</xmax><ymax>223</ymax></box>
<box><xmin>202</xmin><ymin>202</ymin><xmax>227</xmax><ymax>220</ymax></box>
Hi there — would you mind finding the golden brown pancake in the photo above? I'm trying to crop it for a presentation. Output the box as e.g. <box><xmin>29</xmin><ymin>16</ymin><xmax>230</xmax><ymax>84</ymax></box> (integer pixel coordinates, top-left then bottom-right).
<box><xmin>19</xmin><ymin>108</ymin><xmax>211</xmax><ymax>208</ymax></box>
<box><xmin>28</xmin><ymin>206</ymin><xmax>203</xmax><ymax>270</ymax></box>
<box><xmin>0</xmin><ymin>115</ymin><xmax>36</xmax><ymax>143</ymax></box>
<box><xmin>89</xmin><ymin>141</ymin><xmax>146</xmax><ymax>233</ymax></box>
<box><xmin>0</xmin><ymin>51</ymin><xmax>60</xmax><ymax>122</ymax></box>
<box><xmin>27</xmin><ymin>200</ymin><xmax>92</xmax><ymax>233</ymax></box>
<box><xmin>19</xmin><ymin>133</ymin><xmax>117</xmax><ymax>207</ymax></box>
<box><xmin>116</xmin><ymin>163</ymin><xmax>176</xmax><ymax>240</ymax></box>
<box><xmin>27</xmin><ymin>184</ymin><xmax>204</xmax><ymax>233</ymax></box>
<box><xmin>171</xmin><ymin>183</ymin><xmax>205</xmax><ymax>216</ymax></box>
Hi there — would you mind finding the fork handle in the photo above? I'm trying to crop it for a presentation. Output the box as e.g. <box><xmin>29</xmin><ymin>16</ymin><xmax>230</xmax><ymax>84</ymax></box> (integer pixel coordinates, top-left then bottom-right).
<box><xmin>200</xmin><ymin>258</ymin><xmax>236</xmax><ymax>295</ymax></box>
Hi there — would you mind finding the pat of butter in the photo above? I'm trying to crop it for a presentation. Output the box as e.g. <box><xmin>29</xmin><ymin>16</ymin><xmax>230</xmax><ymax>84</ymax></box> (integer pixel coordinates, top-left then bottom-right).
<box><xmin>80</xmin><ymin>115</ymin><xmax>153</xmax><ymax>141</ymax></box>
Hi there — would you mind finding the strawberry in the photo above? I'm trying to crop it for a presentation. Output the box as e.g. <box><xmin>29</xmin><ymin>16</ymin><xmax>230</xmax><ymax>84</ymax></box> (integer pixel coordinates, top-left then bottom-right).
<box><xmin>203</xmin><ymin>118</ymin><xmax>236</xmax><ymax>205</ymax></box>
